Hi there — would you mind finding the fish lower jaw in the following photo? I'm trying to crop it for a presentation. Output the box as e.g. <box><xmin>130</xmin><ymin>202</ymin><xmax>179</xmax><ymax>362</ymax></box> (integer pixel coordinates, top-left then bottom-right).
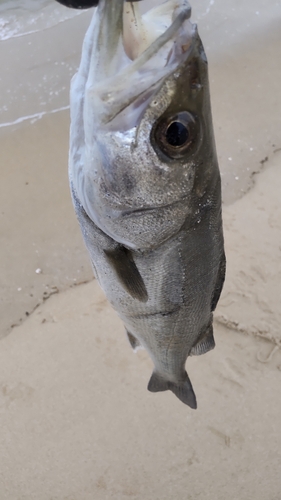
<box><xmin>88</xmin><ymin>1</ymin><xmax>194</xmax><ymax>127</ymax></box>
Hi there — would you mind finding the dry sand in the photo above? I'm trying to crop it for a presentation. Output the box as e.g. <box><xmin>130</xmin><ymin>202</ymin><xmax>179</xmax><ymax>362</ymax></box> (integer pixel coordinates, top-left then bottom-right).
<box><xmin>0</xmin><ymin>2</ymin><xmax>280</xmax><ymax>499</ymax></box>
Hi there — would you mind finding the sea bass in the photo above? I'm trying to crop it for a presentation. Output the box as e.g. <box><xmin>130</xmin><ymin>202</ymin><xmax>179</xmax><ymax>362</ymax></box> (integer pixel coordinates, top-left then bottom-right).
<box><xmin>69</xmin><ymin>0</ymin><xmax>226</xmax><ymax>409</ymax></box>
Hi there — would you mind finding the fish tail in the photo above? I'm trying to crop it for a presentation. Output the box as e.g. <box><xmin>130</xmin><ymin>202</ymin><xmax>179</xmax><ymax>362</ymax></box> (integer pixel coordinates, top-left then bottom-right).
<box><xmin>147</xmin><ymin>371</ymin><xmax>197</xmax><ymax>409</ymax></box>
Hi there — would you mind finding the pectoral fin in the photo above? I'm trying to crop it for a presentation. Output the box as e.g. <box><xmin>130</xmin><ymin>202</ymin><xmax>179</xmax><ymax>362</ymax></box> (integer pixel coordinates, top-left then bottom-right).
<box><xmin>104</xmin><ymin>247</ymin><xmax>148</xmax><ymax>302</ymax></box>
<box><xmin>147</xmin><ymin>371</ymin><xmax>197</xmax><ymax>409</ymax></box>
<box><xmin>71</xmin><ymin>185</ymin><xmax>148</xmax><ymax>302</ymax></box>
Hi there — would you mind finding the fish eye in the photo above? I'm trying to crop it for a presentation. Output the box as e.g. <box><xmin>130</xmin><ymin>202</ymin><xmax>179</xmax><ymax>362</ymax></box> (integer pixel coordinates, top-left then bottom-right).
<box><xmin>165</xmin><ymin>121</ymin><xmax>189</xmax><ymax>147</ymax></box>
<box><xmin>153</xmin><ymin>112</ymin><xmax>197</xmax><ymax>159</ymax></box>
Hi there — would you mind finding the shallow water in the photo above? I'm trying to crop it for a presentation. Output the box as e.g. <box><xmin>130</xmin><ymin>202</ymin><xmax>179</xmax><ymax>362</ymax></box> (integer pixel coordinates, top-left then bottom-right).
<box><xmin>0</xmin><ymin>0</ymin><xmax>82</xmax><ymax>40</ymax></box>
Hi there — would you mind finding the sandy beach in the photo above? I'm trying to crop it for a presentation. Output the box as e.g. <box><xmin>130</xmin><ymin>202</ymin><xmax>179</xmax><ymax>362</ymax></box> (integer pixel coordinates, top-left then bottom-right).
<box><xmin>0</xmin><ymin>1</ymin><xmax>280</xmax><ymax>498</ymax></box>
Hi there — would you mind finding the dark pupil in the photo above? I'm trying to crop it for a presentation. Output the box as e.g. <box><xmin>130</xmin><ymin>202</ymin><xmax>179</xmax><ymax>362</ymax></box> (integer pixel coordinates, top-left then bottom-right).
<box><xmin>165</xmin><ymin>121</ymin><xmax>189</xmax><ymax>147</ymax></box>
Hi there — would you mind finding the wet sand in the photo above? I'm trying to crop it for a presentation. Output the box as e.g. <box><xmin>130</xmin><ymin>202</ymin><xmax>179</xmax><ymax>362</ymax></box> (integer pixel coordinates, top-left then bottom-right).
<box><xmin>0</xmin><ymin>3</ymin><xmax>281</xmax><ymax>499</ymax></box>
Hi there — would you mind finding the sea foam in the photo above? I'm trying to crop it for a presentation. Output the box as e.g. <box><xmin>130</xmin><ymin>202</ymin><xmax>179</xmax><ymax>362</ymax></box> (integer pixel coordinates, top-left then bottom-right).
<box><xmin>0</xmin><ymin>0</ymin><xmax>84</xmax><ymax>41</ymax></box>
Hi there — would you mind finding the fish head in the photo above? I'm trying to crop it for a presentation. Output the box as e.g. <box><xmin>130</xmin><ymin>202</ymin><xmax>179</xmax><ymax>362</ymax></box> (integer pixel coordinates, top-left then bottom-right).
<box><xmin>71</xmin><ymin>0</ymin><xmax>219</xmax><ymax>249</ymax></box>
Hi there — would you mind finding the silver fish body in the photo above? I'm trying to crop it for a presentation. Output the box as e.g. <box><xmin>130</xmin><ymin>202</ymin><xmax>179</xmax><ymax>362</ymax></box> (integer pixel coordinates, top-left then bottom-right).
<box><xmin>69</xmin><ymin>0</ymin><xmax>225</xmax><ymax>408</ymax></box>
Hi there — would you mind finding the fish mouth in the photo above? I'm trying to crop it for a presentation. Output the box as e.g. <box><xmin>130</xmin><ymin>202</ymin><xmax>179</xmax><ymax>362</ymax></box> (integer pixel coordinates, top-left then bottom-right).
<box><xmin>86</xmin><ymin>0</ymin><xmax>194</xmax><ymax>129</ymax></box>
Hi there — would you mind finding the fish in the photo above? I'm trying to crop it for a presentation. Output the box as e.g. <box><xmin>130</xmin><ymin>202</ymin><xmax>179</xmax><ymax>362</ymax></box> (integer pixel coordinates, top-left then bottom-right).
<box><xmin>68</xmin><ymin>0</ymin><xmax>226</xmax><ymax>409</ymax></box>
